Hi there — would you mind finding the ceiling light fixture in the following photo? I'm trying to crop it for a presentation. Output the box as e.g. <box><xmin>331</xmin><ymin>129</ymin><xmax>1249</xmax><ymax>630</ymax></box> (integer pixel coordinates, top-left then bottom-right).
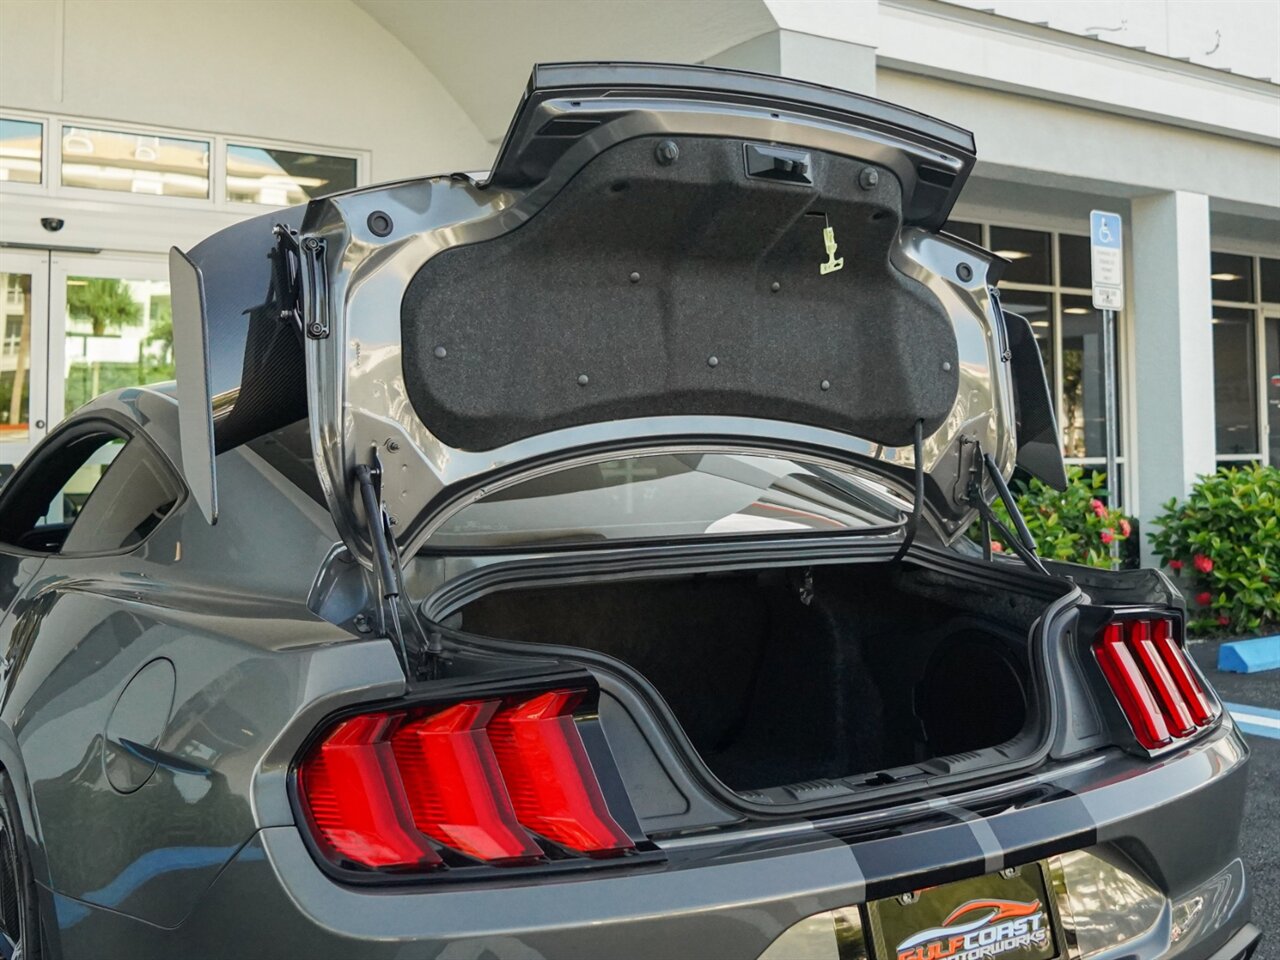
<box><xmin>993</xmin><ymin>250</ymin><xmax>1031</xmax><ymax>261</ymax></box>
<box><xmin>1210</xmin><ymin>273</ymin><xmax>1242</xmax><ymax>281</ymax></box>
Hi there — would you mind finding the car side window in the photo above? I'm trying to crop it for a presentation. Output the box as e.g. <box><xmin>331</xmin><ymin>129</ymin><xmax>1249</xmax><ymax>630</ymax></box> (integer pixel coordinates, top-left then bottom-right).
<box><xmin>60</xmin><ymin>439</ymin><xmax>182</xmax><ymax>553</ymax></box>
<box><xmin>0</xmin><ymin>425</ymin><xmax>180</xmax><ymax>554</ymax></box>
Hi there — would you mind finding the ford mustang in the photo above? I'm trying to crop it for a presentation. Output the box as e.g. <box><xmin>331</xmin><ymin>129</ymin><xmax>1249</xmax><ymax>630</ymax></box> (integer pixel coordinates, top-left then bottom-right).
<box><xmin>0</xmin><ymin>63</ymin><xmax>1260</xmax><ymax>959</ymax></box>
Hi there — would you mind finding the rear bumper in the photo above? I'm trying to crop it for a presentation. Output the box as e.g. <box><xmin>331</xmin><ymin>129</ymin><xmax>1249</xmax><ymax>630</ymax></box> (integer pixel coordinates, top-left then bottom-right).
<box><xmin>45</xmin><ymin>723</ymin><xmax>1253</xmax><ymax>959</ymax></box>
<box><xmin>1206</xmin><ymin>923</ymin><xmax>1262</xmax><ymax>960</ymax></box>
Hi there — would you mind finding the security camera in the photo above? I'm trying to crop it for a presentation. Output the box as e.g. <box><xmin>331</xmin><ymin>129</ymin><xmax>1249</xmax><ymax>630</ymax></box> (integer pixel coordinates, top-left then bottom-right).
<box><xmin>41</xmin><ymin>217</ymin><xmax>65</xmax><ymax>232</ymax></box>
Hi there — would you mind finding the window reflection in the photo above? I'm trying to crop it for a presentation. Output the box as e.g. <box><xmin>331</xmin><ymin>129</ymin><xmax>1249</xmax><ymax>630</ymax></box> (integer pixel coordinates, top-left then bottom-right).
<box><xmin>61</xmin><ymin>126</ymin><xmax>209</xmax><ymax>198</ymax></box>
<box><xmin>990</xmin><ymin>226</ymin><xmax>1051</xmax><ymax>285</ymax></box>
<box><xmin>37</xmin><ymin>437</ymin><xmax>124</xmax><ymax>527</ymax></box>
<box><xmin>1261</xmin><ymin>258</ymin><xmax>1280</xmax><ymax>304</ymax></box>
<box><xmin>1061</xmin><ymin>295</ymin><xmax>1121</xmax><ymax>459</ymax></box>
<box><xmin>63</xmin><ymin>277</ymin><xmax>173</xmax><ymax>414</ymax></box>
<box><xmin>0</xmin><ymin>118</ymin><xmax>42</xmax><ymax>184</ymax></box>
<box><xmin>1212</xmin><ymin>307</ymin><xmax>1258</xmax><ymax>456</ymax></box>
<box><xmin>431</xmin><ymin>452</ymin><xmax>906</xmax><ymax>549</ymax></box>
<box><xmin>1057</xmin><ymin>234</ymin><xmax>1091</xmax><ymax>290</ymax></box>
<box><xmin>226</xmin><ymin>145</ymin><xmax>356</xmax><ymax>205</ymax></box>
<box><xmin>999</xmin><ymin>289</ymin><xmax>1054</xmax><ymax>375</ymax></box>
<box><xmin>1</xmin><ymin>272</ymin><xmax>33</xmax><ymax>444</ymax></box>
<box><xmin>942</xmin><ymin>220</ymin><xmax>982</xmax><ymax>245</ymax></box>
<box><xmin>1210</xmin><ymin>252</ymin><xmax>1254</xmax><ymax>303</ymax></box>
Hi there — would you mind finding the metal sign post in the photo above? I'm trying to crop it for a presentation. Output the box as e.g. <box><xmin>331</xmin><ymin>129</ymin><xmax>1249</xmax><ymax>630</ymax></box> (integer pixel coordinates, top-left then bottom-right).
<box><xmin>1090</xmin><ymin>210</ymin><xmax>1124</xmax><ymax>569</ymax></box>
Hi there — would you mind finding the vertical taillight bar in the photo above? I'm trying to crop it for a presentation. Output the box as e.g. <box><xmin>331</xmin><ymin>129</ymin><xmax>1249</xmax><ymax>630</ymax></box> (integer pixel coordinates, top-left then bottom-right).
<box><xmin>1094</xmin><ymin>623</ymin><xmax>1172</xmax><ymax>749</ymax></box>
<box><xmin>487</xmin><ymin>690</ymin><xmax>636</xmax><ymax>858</ymax></box>
<box><xmin>1150</xmin><ymin>619</ymin><xmax>1215</xmax><ymax>726</ymax></box>
<box><xmin>298</xmin><ymin>714</ymin><xmax>443</xmax><ymax>870</ymax></box>
<box><xmin>390</xmin><ymin>700</ymin><xmax>544</xmax><ymax>864</ymax></box>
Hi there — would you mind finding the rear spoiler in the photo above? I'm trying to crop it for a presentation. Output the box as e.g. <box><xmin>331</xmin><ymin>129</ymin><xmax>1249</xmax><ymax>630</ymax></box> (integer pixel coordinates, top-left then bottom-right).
<box><xmin>488</xmin><ymin>61</ymin><xmax>977</xmax><ymax>229</ymax></box>
<box><xmin>169</xmin><ymin>207</ymin><xmax>307</xmax><ymax>523</ymax></box>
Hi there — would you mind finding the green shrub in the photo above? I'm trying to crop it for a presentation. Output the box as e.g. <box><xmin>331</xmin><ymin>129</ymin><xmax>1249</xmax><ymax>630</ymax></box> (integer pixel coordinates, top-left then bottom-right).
<box><xmin>984</xmin><ymin>466</ymin><xmax>1133</xmax><ymax>569</ymax></box>
<box><xmin>1150</xmin><ymin>464</ymin><xmax>1280</xmax><ymax>636</ymax></box>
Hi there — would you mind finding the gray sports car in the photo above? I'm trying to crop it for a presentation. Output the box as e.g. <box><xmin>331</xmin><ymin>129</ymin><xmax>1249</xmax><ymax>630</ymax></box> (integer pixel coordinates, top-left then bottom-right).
<box><xmin>0</xmin><ymin>63</ymin><xmax>1260</xmax><ymax>960</ymax></box>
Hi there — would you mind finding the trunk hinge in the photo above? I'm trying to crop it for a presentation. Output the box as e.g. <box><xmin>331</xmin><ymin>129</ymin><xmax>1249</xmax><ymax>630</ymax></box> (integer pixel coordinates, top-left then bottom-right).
<box><xmin>272</xmin><ymin>224</ymin><xmax>329</xmax><ymax>339</ymax></box>
<box><xmin>891</xmin><ymin>419</ymin><xmax>926</xmax><ymax>563</ymax></box>
<box><xmin>354</xmin><ymin>451</ymin><xmax>439</xmax><ymax>679</ymax></box>
<box><xmin>966</xmin><ymin>444</ymin><xmax>1050</xmax><ymax>577</ymax></box>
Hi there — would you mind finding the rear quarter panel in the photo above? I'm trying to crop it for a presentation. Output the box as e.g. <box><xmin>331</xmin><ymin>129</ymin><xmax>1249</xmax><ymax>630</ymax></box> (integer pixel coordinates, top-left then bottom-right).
<box><xmin>0</xmin><ymin>442</ymin><xmax>384</xmax><ymax>929</ymax></box>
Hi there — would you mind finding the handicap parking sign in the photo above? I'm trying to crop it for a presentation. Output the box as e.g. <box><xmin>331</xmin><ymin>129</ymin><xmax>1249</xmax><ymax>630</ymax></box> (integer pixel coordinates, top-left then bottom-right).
<box><xmin>1090</xmin><ymin>210</ymin><xmax>1124</xmax><ymax>310</ymax></box>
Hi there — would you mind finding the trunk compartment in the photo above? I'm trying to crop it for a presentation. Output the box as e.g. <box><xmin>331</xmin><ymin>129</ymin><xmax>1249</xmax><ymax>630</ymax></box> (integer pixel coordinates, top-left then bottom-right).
<box><xmin>454</xmin><ymin>561</ymin><xmax>1067</xmax><ymax>797</ymax></box>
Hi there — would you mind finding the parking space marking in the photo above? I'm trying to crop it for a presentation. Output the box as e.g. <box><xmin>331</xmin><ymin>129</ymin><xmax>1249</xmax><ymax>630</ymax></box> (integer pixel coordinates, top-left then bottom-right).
<box><xmin>1225</xmin><ymin>702</ymin><xmax>1280</xmax><ymax>740</ymax></box>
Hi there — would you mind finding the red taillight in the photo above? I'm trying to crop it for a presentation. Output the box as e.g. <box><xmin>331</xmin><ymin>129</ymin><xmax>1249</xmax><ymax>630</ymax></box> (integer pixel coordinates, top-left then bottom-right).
<box><xmin>1150</xmin><ymin>619</ymin><xmax>1215</xmax><ymax>726</ymax></box>
<box><xmin>296</xmin><ymin>687</ymin><xmax>636</xmax><ymax>874</ymax></box>
<box><xmin>298</xmin><ymin>714</ymin><xmax>442</xmax><ymax>870</ymax></box>
<box><xmin>1093</xmin><ymin>615</ymin><xmax>1217</xmax><ymax>750</ymax></box>
<box><xmin>1123</xmin><ymin>621</ymin><xmax>1196</xmax><ymax>737</ymax></box>
<box><xmin>488</xmin><ymin>691</ymin><xmax>635</xmax><ymax>857</ymax></box>
<box><xmin>390</xmin><ymin>700</ymin><xmax>543</xmax><ymax>864</ymax></box>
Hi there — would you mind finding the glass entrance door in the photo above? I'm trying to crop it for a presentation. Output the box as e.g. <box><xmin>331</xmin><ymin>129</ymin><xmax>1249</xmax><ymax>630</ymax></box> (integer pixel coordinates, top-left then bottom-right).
<box><xmin>0</xmin><ymin>250</ymin><xmax>49</xmax><ymax>479</ymax></box>
<box><xmin>48</xmin><ymin>254</ymin><xmax>172</xmax><ymax>427</ymax></box>
<box><xmin>0</xmin><ymin>251</ymin><xmax>170</xmax><ymax>482</ymax></box>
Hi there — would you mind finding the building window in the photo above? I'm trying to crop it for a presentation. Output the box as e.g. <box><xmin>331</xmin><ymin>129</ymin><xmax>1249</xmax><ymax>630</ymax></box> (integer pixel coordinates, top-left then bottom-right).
<box><xmin>1061</xmin><ymin>294</ymin><xmax>1121</xmax><ymax>460</ymax></box>
<box><xmin>1210</xmin><ymin>251</ymin><xmax>1280</xmax><ymax>465</ymax></box>
<box><xmin>1</xmin><ymin>111</ymin><xmax>366</xmax><ymax>210</ymax></box>
<box><xmin>1210</xmin><ymin>251</ymin><xmax>1254</xmax><ymax>303</ymax></box>
<box><xmin>0</xmin><ymin>117</ymin><xmax>42</xmax><ymax>184</ymax></box>
<box><xmin>226</xmin><ymin>144</ymin><xmax>358</xmax><ymax>205</ymax></box>
<box><xmin>60</xmin><ymin>125</ymin><xmax>210</xmax><ymax>198</ymax></box>
<box><xmin>945</xmin><ymin>220</ymin><xmax>1126</xmax><ymax>503</ymax></box>
<box><xmin>1212</xmin><ymin>307</ymin><xmax>1258</xmax><ymax>457</ymax></box>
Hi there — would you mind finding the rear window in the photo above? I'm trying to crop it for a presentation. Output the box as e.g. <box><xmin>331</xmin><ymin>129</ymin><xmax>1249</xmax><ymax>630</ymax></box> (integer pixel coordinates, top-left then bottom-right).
<box><xmin>426</xmin><ymin>452</ymin><xmax>907</xmax><ymax>550</ymax></box>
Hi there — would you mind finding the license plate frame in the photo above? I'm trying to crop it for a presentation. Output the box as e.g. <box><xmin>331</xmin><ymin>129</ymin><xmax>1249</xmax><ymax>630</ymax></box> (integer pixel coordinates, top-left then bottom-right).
<box><xmin>867</xmin><ymin>863</ymin><xmax>1061</xmax><ymax>960</ymax></box>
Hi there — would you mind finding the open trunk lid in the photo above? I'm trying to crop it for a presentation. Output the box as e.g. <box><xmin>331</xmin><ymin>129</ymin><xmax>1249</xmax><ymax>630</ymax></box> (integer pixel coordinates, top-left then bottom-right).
<box><xmin>170</xmin><ymin>62</ymin><xmax>1063</xmax><ymax>563</ymax></box>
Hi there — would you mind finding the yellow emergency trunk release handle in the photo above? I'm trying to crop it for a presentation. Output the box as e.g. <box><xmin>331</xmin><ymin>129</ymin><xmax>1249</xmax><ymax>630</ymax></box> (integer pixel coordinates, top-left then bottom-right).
<box><xmin>820</xmin><ymin>225</ymin><xmax>844</xmax><ymax>275</ymax></box>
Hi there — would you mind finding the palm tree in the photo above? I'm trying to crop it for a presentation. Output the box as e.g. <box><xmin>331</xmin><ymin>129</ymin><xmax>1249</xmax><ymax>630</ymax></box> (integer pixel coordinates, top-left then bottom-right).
<box><xmin>66</xmin><ymin>277</ymin><xmax>141</xmax><ymax>336</ymax></box>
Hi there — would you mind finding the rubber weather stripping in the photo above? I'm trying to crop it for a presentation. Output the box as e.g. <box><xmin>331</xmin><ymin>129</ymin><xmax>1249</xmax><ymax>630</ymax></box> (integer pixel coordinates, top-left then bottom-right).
<box><xmin>891</xmin><ymin>419</ymin><xmax>925</xmax><ymax>564</ymax></box>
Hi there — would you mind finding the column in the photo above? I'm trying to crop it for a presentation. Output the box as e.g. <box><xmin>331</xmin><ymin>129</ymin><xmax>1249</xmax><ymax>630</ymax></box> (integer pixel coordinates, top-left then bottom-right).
<box><xmin>1129</xmin><ymin>191</ymin><xmax>1216</xmax><ymax>566</ymax></box>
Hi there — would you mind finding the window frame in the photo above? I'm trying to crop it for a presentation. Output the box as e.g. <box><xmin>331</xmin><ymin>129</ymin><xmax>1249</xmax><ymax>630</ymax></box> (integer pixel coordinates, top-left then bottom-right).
<box><xmin>0</xmin><ymin>412</ymin><xmax>186</xmax><ymax>559</ymax></box>
<box><xmin>1208</xmin><ymin>245</ymin><xmax>1280</xmax><ymax>466</ymax></box>
<box><xmin>0</xmin><ymin>107</ymin><xmax>368</xmax><ymax>212</ymax></box>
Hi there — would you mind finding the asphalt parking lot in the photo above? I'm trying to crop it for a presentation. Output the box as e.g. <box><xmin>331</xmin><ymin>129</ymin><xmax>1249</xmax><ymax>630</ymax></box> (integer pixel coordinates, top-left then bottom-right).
<box><xmin>1189</xmin><ymin>640</ymin><xmax>1279</xmax><ymax>958</ymax></box>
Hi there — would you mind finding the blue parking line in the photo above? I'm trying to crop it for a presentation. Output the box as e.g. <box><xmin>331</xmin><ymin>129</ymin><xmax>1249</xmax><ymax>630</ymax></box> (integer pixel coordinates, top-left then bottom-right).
<box><xmin>1225</xmin><ymin>702</ymin><xmax>1280</xmax><ymax>740</ymax></box>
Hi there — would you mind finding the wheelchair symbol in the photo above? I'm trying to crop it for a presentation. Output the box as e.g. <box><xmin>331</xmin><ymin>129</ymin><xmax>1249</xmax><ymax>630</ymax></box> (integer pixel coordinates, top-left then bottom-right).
<box><xmin>1098</xmin><ymin>219</ymin><xmax>1114</xmax><ymax>244</ymax></box>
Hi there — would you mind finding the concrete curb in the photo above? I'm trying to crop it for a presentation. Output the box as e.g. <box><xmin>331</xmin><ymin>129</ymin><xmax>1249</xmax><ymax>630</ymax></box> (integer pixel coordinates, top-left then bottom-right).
<box><xmin>1218</xmin><ymin>635</ymin><xmax>1280</xmax><ymax>674</ymax></box>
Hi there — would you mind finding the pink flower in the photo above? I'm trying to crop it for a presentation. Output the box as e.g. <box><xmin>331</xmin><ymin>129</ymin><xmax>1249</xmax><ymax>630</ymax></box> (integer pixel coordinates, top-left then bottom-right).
<box><xmin>1090</xmin><ymin>498</ymin><xmax>1107</xmax><ymax>519</ymax></box>
<box><xmin>1217</xmin><ymin>615</ymin><xmax>1231</xmax><ymax>627</ymax></box>
<box><xmin>1118</xmin><ymin>518</ymin><xmax>1131</xmax><ymax>538</ymax></box>
<box><xmin>1100</xmin><ymin>528</ymin><xmax>1115</xmax><ymax>545</ymax></box>
<box><xmin>1196</xmin><ymin>591</ymin><xmax>1212</xmax><ymax>606</ymax></box>
<box><xmin>990</xmin><ymin>540</ymin><xmax>1004</xmax><ymax>553</ymax></box>
<box><xmin>1169</xmin><ymin>559</ymin><xmax>1183</xmax><ymax>571</ymax></box>
<box><xmin>1193</xmin><ymin>554</ymin><xmax>1214</xmax><ymax>574</ymax></box>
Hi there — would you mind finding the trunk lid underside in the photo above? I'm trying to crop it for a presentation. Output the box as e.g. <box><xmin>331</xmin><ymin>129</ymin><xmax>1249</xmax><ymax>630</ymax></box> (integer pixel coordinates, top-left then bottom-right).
<box><xmin>172</xmin><ymin>62</ymin><xmax>1029</xmax><ymax>562</ymax></box>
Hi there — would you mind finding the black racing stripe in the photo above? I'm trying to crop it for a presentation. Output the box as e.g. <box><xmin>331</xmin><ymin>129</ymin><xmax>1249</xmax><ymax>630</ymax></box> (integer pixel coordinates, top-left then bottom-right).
<box><xmin>843</xmin><ymin>820</ymin><xmax>988</xmax><ymax>901</ymax></box>
<box><xmin>983</xmin><ymin>791</ymin><xmax>1098</xmax><ymax>868</ymax></box>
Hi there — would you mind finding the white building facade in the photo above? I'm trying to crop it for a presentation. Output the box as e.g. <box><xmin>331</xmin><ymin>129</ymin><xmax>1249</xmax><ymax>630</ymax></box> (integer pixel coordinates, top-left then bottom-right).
<box><xmin>1</xmin><ymin>0</ymin><xmax>1278</xmax><ymax>560</ymax></box>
